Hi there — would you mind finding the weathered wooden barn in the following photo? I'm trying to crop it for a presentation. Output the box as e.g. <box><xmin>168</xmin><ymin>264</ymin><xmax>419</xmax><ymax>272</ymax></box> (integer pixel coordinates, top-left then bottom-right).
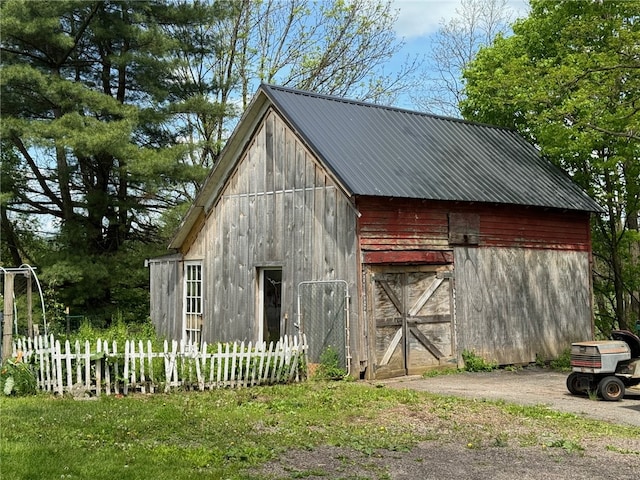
<box><xmin>149</xmin><ymin>84</ymin><xmax>602</xmax><ymax>379</ymax></box>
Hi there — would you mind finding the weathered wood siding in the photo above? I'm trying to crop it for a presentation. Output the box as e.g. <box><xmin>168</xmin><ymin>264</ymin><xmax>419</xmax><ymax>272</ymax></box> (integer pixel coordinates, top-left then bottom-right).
<box><xmin>357</xmin><ymin>197</ymin><xmax>452</xmax><ymax>264</ymax></box>
<box><xmin>357</xmin><ymin>197</ymin><xmax>591</xmax><ymax>255</ymax></box>
<box><xmin>477</xmin><ymin>206</ymin><xmax>591</xmax><ymax>251</ymax></box>
<box><xmin>148</xmin><ymin>255</ymin><xmax>183</xmax><ymax>341</ymax></box>
<box><xmin>455</xmin><ymin>246</ymin><xmax>593</xmax><ymax>365</ymax></box>
<box><xmin>184</xmin><ymin>109</ymin><xmax>360</xmax><ymax>358</ymax></box>
<box><xmin>357</xmin><ymin>197</ymin><xmax>593</xmax><ymax>370</ymax></box>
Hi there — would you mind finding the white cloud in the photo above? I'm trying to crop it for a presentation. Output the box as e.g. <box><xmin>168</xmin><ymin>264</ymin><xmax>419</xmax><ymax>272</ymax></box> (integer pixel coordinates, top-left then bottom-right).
<box><xmin>392</xmin><ymin>0</ymin><xmax>462</xmax><ymax>38</ymax></box>
<box><xmin>392</xmin><ymin>0</ymin><xmax>530</xmax><ymax>39</ymax></box>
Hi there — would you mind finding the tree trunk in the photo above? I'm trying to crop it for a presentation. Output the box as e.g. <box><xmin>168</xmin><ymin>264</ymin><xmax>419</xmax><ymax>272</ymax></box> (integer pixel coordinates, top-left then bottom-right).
<box><xmin>1</xmin><ymin>207</ymin><xmax>24</xmax><ymax>267</ymax></box>
<box><xmin>627</xmin><ymin>207</ymin><xmax>639</xmax><ymax>331</ymax></box>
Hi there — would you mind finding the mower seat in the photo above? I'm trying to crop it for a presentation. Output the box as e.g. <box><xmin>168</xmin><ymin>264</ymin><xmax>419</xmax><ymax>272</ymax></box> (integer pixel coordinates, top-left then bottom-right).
<box><xmin>612</xmin><ymin>330</ymin><xmax>640</xmax><ymax>359</ymax></box>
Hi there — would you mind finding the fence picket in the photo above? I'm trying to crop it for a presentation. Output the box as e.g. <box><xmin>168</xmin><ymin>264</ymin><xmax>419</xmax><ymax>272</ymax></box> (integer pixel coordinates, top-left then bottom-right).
<box><xmin>263</xmin><ymin>342</ymin><xmax>274</xmax><ymax>383</ymax></box>
<box><xmin>136</xmin><ymin>340</ymin><xmax>144</xmax><ymax>394</ymax></box>
<box><xmin>270</xmin><ymin>339</ymin><xmax>281</xmax><ymax>384</ymax></box>
<box><xmin>199</xmin><ymin>345</ymin><xmax>207</xmax><ymax>391</ymax></box>
<box><xmin>112</xmin><ymin>341</ymin><xmax>120</xmax><ymax>395</ymax></box>
<box><xmin>222</xmin><ymin>343</ymin><xmax>230</xmax><ymax>387</ymax></box>
<box><xmin>215</xmin><ymin>343</ymin><xmax>223</xmax><ymax>387</ymax></box>
<box><xmin>44</xmin><ymin>335</ymin><xmax>52</xmax><ymax>392</ymax></box>
<box><xmin>37</xmin><ymin>336</ymin><xmax>46</xmax><ymax>391</ymax></box>
<box><xmin>103</xmin><ymin>341</ymin><xmax>111</xmax><ymax>395</ymax></box>
<box><xmin>95</xmin><ymin>340</ymin><xmax>102</xmax><ymax>397</ymax></box>
<box><xmin>123</xmin><ymin>340</ymin><xmax>130</xmax><ymax>396</ymax></box>
<box><xmin>167</xmin><ymin>340</ymin><xmax>178</xmax><ymax>392</ymax></box>
<box><xmin>83</xmin><ymin>340</ymin><xmax>91</xmax><ymax>392</ymax></box>
<box><xmin>147</xmin><ymin>340</ymin><xmax>154</xmax><ymax>394</ymax></box>
<box><xmin>11</xmin><ymin>335</ymin><xmax>307</xmax><ymax>395</ymax></box>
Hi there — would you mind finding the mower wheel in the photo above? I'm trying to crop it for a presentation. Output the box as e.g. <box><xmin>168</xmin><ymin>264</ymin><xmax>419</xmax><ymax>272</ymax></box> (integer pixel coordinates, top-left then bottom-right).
<box><xmin>566</xmin><ymin>373</ymin><xmax>584</xmax><ymax>395</ymax></box>
<box><xmin>597</xmin><ymin>376</ymin><xmax>625</xmax><ymax>402</ymax></box>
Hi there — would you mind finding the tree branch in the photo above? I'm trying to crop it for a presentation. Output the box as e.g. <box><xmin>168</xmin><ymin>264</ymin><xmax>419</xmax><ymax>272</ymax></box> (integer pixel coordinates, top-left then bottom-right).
<box><xmin>11</xmin><ymin>136</ymin><xmax>64</xmax><ymax>211</ymax></box>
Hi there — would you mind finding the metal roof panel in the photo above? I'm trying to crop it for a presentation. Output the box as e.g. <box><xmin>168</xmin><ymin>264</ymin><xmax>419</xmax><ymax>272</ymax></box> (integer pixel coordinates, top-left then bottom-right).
<box><xmin>262</xmin><ymin>84</ymin><xmax>602</xmax><ymax>212</ymax></box>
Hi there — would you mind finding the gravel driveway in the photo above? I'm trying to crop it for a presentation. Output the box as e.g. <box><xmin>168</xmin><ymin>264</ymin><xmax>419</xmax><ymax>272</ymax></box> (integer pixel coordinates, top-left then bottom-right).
<box><xmin>379</xmin><ymin>367</ymin><xmax>640</xmax><ymax>427</ymax></box>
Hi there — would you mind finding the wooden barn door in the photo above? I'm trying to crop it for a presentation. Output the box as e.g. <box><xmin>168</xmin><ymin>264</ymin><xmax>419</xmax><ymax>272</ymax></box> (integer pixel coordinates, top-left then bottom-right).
<box><xmin>370</xmin><ymin>267</ymin><xmax>454</xmax><ymax>378</ymax></box>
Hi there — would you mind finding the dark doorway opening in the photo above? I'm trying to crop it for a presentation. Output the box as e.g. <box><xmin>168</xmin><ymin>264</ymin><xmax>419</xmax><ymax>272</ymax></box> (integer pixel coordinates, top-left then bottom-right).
<box><xmin>262</xmin><ymin>269</ymin><xmax>282</xmax><ymax>343</ymax></box>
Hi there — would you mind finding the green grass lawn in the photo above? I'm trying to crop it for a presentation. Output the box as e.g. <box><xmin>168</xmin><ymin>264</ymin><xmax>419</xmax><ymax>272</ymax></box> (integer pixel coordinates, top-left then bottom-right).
<box><xmin>1</xmin><ymin>381</ymin><xmax>638</xmax><ymax>479</ymax></box>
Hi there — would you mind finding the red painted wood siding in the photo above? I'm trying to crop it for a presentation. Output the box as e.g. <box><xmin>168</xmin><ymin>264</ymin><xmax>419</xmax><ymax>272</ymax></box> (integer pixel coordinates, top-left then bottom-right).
<box><xmin>357</xmin><ymin>196</ymin><xmax>591</xmax><ymax>264</ymax></box>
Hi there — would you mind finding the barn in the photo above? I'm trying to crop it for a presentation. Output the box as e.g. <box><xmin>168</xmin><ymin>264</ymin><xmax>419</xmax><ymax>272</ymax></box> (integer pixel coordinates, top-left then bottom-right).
<box><xmin>149</xmin><ymin>84</ymin><xmax>602</xmax><ymax>379</ymax></box>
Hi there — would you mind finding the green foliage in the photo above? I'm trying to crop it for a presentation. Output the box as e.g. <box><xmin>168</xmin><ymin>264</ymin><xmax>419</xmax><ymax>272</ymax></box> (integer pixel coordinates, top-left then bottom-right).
<box><xmin>544</xmin><ymin>438</ymin><xmax>584</xmax><ymax>454</ymax></box>
<box><xmin>60</xmin><ymin>315</ymin><xmax>160</xmax><ymax>347</ymax></box>
<box><xmin>550</xmin><ymin>348</ymin><xmax>572</xmax><ymax>372</ymax></box>
<box><xmin>0</xmin><ymin>357</ymin><xmax>37</xmax><ymax>396</ymax></box>
<box><xmin>314</xmin><ymin>346</ymin><xmax>348</xmax><ymax>380</ymax></box>
<box><xmin>421</xmin><ymin>367</ymin><xmax>459</xmax><ymax>378</ymax></box>
<box><xmin>462</xmin><ymin>350</ymin><xmax>497</xmax><ymax>372</ymax></box>
<box><xmin>461</xmin><ymin>0</ymin><xmax>640</xmax><ymax>332</ymax></box>
<box><xmin>0</xmin><ymin>0</ymin><xmax>214</xmax><ymax>323</ymax></box>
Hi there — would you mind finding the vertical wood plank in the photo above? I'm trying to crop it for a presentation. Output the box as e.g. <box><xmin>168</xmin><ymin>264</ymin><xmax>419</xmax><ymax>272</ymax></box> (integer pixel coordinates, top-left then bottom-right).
<box><xmin>37</xmin><ymin>336</ymin><xmax>45</xmax><ymax>390</ymax></box>
<box><xmin>54</xmin><ymin>339</ymin><xmax>63</xmax><ymax>395</ymax></box>
<box><xmin>74</xmin><ymin>340</ymin><xmax>81</xmax><ymax>385</ymax></box>
<box><xmin>95</xmin><ymin>339</ymin><xmax>102</xmax><ymax>397</ymax></box>
<box><xmin>138</xmin><ymin>340</ymin><xmax>145</xmax><ymax>394</ymax></box>
<box><xmin>83</xmin><ymin>340</ymin><xmax>91</xmax><ymax>392</ymax></box>
<box><xmin>195</xmin><ymin>344</ymin><xmax>204</xmax><ymax>391</ymax></box>
<box><xmin>64</xmin><ymin>340</ymin><xmax>72</xmax><ymax>391</ymax></box>
<box><xmin>112</xmin><ymin>340</ymin><xmax>120</xmax><ymax>395</ymax></box>
<box><xmin>147</xmin><ymin>340</ymin><xmax>154</xmax><ymax>394</ymax></box>
<box><xmin>104</xmin><ymin>340</ymin><xmax>111</xmax><ymax>396</ymax></box>
<box><xmin>124</xmin><ymin>340</ymin><xmax>130</xmax><ymax>396</ymax></box>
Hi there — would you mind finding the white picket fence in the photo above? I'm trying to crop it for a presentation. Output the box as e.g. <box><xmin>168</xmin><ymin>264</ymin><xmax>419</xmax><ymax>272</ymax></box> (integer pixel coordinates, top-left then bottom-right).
<box><xmin>11</xmin><ymin>334</ymin><xmax>308</xmax><ymax>396</ymax></box>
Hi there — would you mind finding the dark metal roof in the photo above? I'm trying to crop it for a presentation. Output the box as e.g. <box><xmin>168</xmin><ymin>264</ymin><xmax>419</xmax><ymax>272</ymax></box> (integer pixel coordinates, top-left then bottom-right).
<box><xmin>261</xmin><ymin>84</ymin><xmax>602</xmax><ymax>212</ymax></box>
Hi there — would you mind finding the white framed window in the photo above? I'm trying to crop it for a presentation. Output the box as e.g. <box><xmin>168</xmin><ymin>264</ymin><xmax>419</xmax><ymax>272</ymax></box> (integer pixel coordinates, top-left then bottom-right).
<box><xmin>183</xmin><ymin>261</ymin><xmax>203</xmax><ymax>345</ymax></box>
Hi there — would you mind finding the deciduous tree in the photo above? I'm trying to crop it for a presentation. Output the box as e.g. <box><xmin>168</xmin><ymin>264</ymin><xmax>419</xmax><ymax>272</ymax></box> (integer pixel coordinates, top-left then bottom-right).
<box><xmin>170</xmin><ymin>0</ymin><xmax>419</xmax><ymax>178</ymax></box>
<box><xmin>414</xmin><ymin>0</ymin><xmax>515</xmax><ymax>117</ymax></box>
<box><xmin>462</xmin><ymin>0</ymin><xmax>640</xmax><ymax>332</ymax></box>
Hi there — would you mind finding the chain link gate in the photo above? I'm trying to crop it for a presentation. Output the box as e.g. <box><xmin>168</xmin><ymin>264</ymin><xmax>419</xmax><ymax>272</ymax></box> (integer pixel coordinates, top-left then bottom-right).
<box><xmin>297</xmin><ymin>280</ymin><xmax>350</xmax><ymax>374</ymax></box>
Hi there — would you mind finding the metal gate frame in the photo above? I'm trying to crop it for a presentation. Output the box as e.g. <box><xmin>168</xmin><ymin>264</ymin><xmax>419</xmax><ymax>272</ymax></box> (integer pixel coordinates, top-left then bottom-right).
<box><xmin>296</xmin><ymin>280</ymin><xmax>351</xmax><ymax>375</ymax></box>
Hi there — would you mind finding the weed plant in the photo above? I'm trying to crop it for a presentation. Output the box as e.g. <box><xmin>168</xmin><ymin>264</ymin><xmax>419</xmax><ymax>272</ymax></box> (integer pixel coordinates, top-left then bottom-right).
<box><xmin>61</xmin><ymin>314</ymin><xmax>162</xmax><ymax>348</ymax></box>
<box><xmin>313</xmin><ymin>346</ymin><xmax>348</xmax><ymax>380</ymax></box>
<box><xmin>0</xmin><ymin>355</ymin><xmax>37</xmax><ymax>396</ymax></box>
<box><xmin>461</xmin><ymin>350</ymin><xmax>498</xmax><ymax>372</ymax></box>
<box><xmin>549</xmin><ymin>348</ymin><xmax>572</xmax><ymax>371</ymax></box>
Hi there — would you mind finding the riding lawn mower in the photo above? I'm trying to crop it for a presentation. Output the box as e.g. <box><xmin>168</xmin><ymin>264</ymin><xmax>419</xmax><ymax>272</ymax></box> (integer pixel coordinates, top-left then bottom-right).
<box><xmin>567</xmin><ymin>330</ymin><xmax>640</xmax><ymax>401</ymax></box>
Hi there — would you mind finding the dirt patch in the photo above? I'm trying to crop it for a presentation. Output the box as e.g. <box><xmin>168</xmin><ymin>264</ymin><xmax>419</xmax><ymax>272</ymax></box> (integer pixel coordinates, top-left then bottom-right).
<box><xmin>252</xmin><ymin>442</ymin><xmax>639</xmax><ymax>480</ymax></box>
<box><xmin>248</xmin><ymin>369</ymin><xmax>640</xmax><ymax>479</ymax></box>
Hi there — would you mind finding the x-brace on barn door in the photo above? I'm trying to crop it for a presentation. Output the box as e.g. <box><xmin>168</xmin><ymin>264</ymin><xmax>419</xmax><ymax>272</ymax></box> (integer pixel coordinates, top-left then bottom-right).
<box><xmin>371</xmin><ymin>268</ymin><xmax>454</xmax><ymax>378</ymax></box>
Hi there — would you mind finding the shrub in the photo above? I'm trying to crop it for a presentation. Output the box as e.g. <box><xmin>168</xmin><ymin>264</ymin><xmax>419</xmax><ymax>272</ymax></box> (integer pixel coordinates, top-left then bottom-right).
<box><xmin>314</xmin><ymin>346</ymin><xmax>347</xmax><ymax>380</ymax></box>
<box><xmin>462</xmin><ymin>350</ymin><xmax>497</xmax><ymax>372</ymax></box>
<box><xmin>550</xmin><ymin>348</ymin><xmax>572</xmax><ymax>371</ymax></box>
<box><xmin>1</xmin><ymin>354</ymin><xmax>37</xmax><ymax>396</ymax></box>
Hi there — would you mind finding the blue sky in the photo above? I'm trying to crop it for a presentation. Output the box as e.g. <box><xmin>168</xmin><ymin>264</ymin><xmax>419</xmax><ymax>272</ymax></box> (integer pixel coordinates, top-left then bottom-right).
<box><xmin>388</xmin><ymin>0</ymin><xmax>530</xmax><ymax>109</ymax></box>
